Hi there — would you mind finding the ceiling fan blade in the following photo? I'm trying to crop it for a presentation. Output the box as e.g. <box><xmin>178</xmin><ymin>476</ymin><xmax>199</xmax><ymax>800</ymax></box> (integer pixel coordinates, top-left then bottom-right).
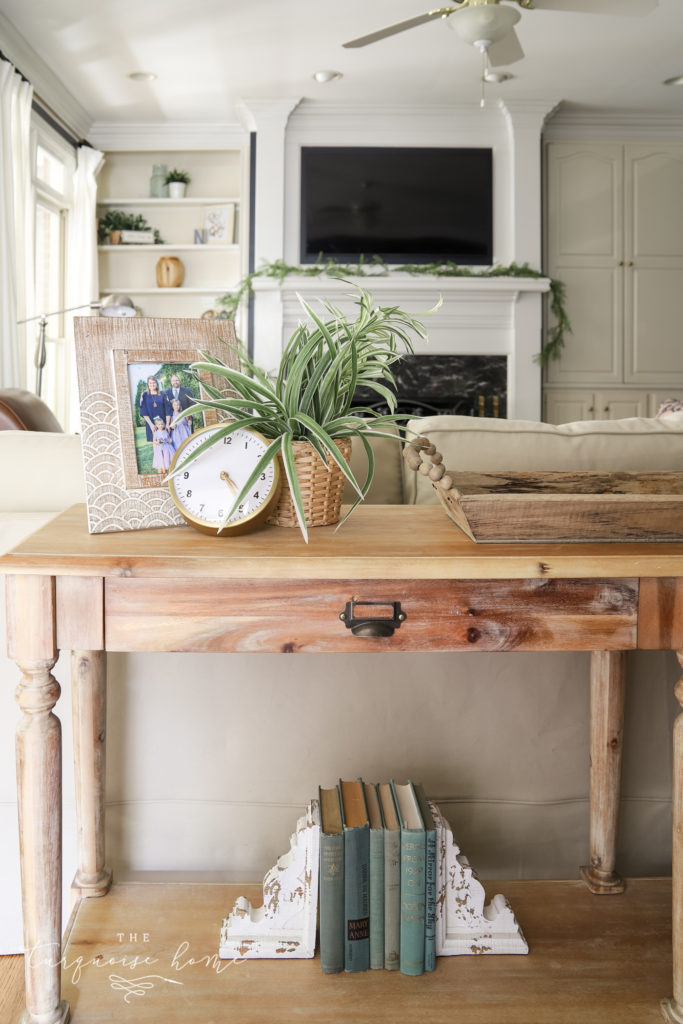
<box><xmin>487</xmin><ymin>28</ymin><xmax>525</xmax><ymax>67</ymax></box>
<box><xmin>530</xmin><ymin>0</ymin><xmax>657</xmax><ymax>15</ymax></box>
<box><xmin>343</xmin><ymin>7</ymin><xmax>459</xmax><ymax>48</ymax></box>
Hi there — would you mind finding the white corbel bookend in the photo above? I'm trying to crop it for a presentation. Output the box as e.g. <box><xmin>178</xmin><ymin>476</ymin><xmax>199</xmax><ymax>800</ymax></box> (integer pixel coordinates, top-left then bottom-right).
<box><xmin>430</xmin><ymin>802</ymin><xmax>528</xmax><ymax>956</ymax></box>
<box><xmin>219</xmin><ymin>800</ymin><xmax>320</xmax><ymax>958</ymax></box>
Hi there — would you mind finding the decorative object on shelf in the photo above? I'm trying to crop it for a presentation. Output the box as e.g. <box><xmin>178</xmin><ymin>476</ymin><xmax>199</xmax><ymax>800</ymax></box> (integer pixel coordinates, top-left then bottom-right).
<box><xmin>203</xmin><ymin>203</ymin><xmax>235</xmax><ymax>244</ymax></box>
<box><xmin>168</xmin><ymin>423</ymin><xmax>282</xmax><ymax>535</ymax></box>
<box><xmin>429</xmin><ymin>802</ymin><xmax>528</xmax><ymax>956</ymax></box>
<box><xmin>73</xmin><ymin>316</ymin><xmax>240</xmax><ymax>534</ymax></box>
<box><xmin>183</xmin><ymin>285</ymin><xmax>432</xmax><ymax>541</ymax></box>
<box><xmin>100</xmin><ymin>294</ymin><xmax>138</xmax><ymax>317</ymax></box>
<box><xmin>215</xmin><ymin>256</ymin><xmax>569</xmax><ymax>365</ymax></box>
<box><xmin>97</xmin><ymin>209</ymin><xmax>164</xmax><ymax>245</ymax></box>
<box><xmin>219</xmin><ymin>800</ymin><xmax>320</xmax><ymax>959</ymax></box>
<box><xmin>164</xmin><ymin>167</ymin><xmax>191</xmax><ymax>198</ymax></box>
<box><xmin>156</xmin><ymin>255</ymin><xmax>185</xmax><ymax>287</ymax></box>
<box><xmin>403</xmin><ymin>435</ymin><xmax>683</xmax><ymax>542</ymax></box>
<box><xmin>149</xmin><ymin>162</ymin><xmax>169</xmax><ymax>198</ymax></box>
<box><xmin>119</xmin><ymin>229</ymin><xmax>155</xmax><ymax>244</ymax></box>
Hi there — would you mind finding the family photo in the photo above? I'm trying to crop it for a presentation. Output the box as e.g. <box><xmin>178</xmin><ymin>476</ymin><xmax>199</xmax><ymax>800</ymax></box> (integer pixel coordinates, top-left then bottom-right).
<box><xmin>128</xmin><ymin>361</ymin><xmax>204</xmax><ymax>475</ymax></box>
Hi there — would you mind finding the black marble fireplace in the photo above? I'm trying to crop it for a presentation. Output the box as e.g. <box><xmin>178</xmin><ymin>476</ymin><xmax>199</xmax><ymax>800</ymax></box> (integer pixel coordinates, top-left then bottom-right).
<box><xmin>355</xmin><ymin>354</ymin><xmax>507</xmax><ymax>419</ymax></box>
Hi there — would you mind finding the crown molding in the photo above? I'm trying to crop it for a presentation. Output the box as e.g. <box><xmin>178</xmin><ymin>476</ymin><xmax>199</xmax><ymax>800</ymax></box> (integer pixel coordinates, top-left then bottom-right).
<box><xmin>86</xmin><ymin>122</ymin><xmax>248</xmax><ymax>151</ymax></box>
<box><xmin>544</xmin><ymin>106</ymin><xmax>683</xmax><ymax>140</ymax></box>
<box><xmin>0</xmin><ymin>10</ymin><xmax>91</xmax><ymax>140</ymax></box>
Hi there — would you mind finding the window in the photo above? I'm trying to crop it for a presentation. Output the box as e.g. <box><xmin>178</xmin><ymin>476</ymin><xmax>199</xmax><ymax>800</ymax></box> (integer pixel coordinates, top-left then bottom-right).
<box><xmin>29</xmin><ymin>116</ymin><xmax>75</xmax><ymax>425</ymax></box>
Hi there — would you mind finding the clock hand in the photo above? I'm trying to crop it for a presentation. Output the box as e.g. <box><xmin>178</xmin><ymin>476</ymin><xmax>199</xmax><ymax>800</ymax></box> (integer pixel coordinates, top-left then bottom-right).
<box><xmin>220</xmin><ymin>470</ymin><xmax>238</xmax><ymax>495</ymax></box>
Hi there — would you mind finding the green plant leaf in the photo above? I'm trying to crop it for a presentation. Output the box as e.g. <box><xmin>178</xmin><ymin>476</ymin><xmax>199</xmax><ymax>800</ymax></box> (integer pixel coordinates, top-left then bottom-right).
<box><xmin>281</xmin><ymin>433</ymin><xmax>308</xmax><ymax>543</ymax></box>
<box><xmin>217</xmin><ymin>436</ymin><xmax>283</xmax><ymax>532</ymax></box>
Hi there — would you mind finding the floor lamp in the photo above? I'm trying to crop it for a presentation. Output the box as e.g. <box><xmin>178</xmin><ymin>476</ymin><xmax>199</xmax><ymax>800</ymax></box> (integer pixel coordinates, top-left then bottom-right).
<box><xmin>18</xmin><ymin>302</ymin><xmax>101</xmax><ymax>397</ymax></box>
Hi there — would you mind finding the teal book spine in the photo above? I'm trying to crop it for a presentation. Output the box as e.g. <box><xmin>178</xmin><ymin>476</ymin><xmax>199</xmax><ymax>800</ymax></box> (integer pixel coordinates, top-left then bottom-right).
<box><xmin>413</xmin><ymin>782</ymin><xmax>436</xmax><ymax>971</ymax></box>
<box><xmin>391</xmin><ymin>780</ymin><xmax>425</xmax><ymax>976</ymax></box>
<box><xmin>340</xmin><ymin>780</ymin><xmax>370</xmax><ymax>972</ymax></box>
<box><xmin>318</xmin><ymin>786</ymin><xmax>345</xmax><ymax>974</ymax></box>
<box><xmin>364</xmin><ymin>783</ymin><xmax>385</xmax><ymax>970</ymax></box>
<box><xmin>378</xmin><ymin>783</ymin><xmax>401</xmax><ymax>971</ymax></box>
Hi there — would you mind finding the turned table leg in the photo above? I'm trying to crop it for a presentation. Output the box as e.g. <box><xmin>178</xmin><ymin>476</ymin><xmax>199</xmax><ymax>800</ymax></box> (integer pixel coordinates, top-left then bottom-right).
<box><xmin>661</xmin><ymin>653</ymin><xmax>683</xmax><ymax>1023</ymax></box>
<box><xmin>9</xmin><ymin>575</ymin><xmax>69</xmax><ymax>1024</ymax></box>
<box><xmin>71</xmin><ymin>650</ymin><xmax>111</xmax><ymax>898</ymax></box>
<box><xmin>580</xmin><ymin>650</ymin><xmax>626</xmax><ymax>894</ymax></box>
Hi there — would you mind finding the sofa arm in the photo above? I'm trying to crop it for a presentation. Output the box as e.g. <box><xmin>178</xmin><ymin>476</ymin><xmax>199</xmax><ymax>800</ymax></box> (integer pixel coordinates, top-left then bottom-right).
<box><xmin>0</xmin><ymin>431</ymin><xmax>85</xmax><ymax>513</ymax></box>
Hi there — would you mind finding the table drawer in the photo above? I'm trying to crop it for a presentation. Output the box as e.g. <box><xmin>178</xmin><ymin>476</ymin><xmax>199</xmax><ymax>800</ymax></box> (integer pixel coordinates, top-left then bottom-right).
<box><xmin>104</xmin><ymin>577</ymin><xmax>638</xmax><ymax>653</ymax></box>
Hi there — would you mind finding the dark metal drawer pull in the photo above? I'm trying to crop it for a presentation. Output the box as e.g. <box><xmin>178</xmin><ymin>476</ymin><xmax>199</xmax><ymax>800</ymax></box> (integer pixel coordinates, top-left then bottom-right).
<box><xmin>339</xmin><ymin>600</ymin><xmax>407</xmax><ymax>637</ymax></box>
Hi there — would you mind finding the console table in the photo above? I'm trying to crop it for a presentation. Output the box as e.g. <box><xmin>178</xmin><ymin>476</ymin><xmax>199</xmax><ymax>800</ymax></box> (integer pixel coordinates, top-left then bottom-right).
<box><xmin>4</xmin><ymin>503</ymin><xmax>683</xmax><ymax>1024</ymax></box>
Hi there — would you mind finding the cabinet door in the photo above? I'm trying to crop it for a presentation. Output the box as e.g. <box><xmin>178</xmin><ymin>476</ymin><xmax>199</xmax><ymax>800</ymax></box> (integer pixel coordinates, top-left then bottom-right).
<box><xmin>596</xmin><ymin>390</ymin><xmax>649</xmax><ymax>420</ymax></box>
<box><xmin>544</xmin><ymin>143</ymin><xmax>623</xmax><ymax>385</ymax></box>
<box><xmin>543</xmin><ymin>389</ymin><xmax>596</xmax><ymax>424</ymax></box>
<box><xmin>624</xmin><ymin>144</ymin><xmax>683</xmax><ymax>386</ymax></box>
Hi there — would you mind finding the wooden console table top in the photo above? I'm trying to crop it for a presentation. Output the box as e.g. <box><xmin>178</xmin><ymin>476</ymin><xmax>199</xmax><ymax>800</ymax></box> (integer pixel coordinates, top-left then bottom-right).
<box><xmin>4</xmin><ymin>503</ymin><xmax>683</xmax><ymax>580</ymax></box>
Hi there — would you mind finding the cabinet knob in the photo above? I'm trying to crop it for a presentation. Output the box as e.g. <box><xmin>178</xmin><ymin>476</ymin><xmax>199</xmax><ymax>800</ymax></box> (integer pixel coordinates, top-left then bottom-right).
<box><xmin>618</xmin><ymin>260</ymin><xmax>624</xmax><ymax>267</ymax></box>
<box><xmin>588</xmin><ymin>406</ymin><xmax>594</xmax><ymax>412</ymax></box>
<box><xmin>626</xmin><ymin>261</ymin><xmax>634</xmax><ymax>267</ymax></box>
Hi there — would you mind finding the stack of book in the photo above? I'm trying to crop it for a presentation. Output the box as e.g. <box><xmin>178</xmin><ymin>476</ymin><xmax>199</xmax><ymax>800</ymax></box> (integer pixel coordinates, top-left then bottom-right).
<box><xmin>318</xmin><ymin>778</ymin><xmax>436</xmax><ymax>976</ymax></box>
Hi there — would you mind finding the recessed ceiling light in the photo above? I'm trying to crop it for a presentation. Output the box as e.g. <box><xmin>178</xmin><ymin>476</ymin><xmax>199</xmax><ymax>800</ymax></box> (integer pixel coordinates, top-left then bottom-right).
<box><xmin>663</xmin><ymin>75</ymin><xmax>683</xmax><ymax>86</ymax></box>
<box><xmin>127</xmin><ymin>71</ymin><xmax>158</xmax><ymax>82</ymax></box>
<box><xmin>312</xmin><ymin>69</ymin><xmax>342</xmax><ymax>84</ymax></box>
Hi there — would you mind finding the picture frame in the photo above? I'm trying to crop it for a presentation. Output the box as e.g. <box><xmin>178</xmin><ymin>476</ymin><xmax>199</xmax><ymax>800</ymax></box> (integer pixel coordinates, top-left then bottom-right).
<box><xmin>74</xmin><ymin>316</ymin><xmax>238</xmax><ymax>534</ymax></box>
<box><xmin>202</xmin><ymin>203</ymin><xmax>235</xmax><ymax>245</ymax></box>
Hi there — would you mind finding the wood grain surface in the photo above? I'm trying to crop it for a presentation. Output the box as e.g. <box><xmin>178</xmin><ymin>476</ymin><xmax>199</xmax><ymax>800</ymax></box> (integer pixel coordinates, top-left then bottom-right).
<box><xmin>3</xmin><ymin>505</ymin><xmax>683</xmax><ymax>581</ymax></box>
<box><xmin>59</xmin><ymin>878</ymin><xmax>673</xmax><ymax>1024</ymax></box>
<box><xmin>103</xmin><ymin>576</ymin><xmax>638</xmax><ymax>653</ymax></box>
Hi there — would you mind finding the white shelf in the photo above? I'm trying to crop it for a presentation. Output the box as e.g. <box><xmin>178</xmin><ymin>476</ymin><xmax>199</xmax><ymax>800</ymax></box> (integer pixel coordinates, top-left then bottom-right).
<box><xmin>99</xmin><ymin>244</ymin><xmax>238</xmax><ymax>251</ymax></box>
<box><xmin>97</xmin><ymin>196</ymin><xmax>239</xmax><ymax>207</ymax></box>
<box><xmin>101</xmin><ymin>287</ymin><xmax>232</xmax><ymax>295</ymax></box>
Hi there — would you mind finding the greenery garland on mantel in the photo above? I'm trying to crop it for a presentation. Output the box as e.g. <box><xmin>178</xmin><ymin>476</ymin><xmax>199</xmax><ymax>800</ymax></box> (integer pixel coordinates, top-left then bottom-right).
<box><xmin>216</xmin><ymin>256</ymin><xmax>570</xmax><ymax>365</ymax></box>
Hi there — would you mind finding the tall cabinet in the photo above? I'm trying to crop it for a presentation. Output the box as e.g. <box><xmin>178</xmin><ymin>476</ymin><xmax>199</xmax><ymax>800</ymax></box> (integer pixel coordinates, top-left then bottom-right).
<box><xmin>543</xmin><ymin>141</ymin><xmax>683</xmax><ymax>423</ymax></box>
<box><xmin>96</xmin><ymin>148</ymin><xmax>246</xmax><ymax>319</ymax></box>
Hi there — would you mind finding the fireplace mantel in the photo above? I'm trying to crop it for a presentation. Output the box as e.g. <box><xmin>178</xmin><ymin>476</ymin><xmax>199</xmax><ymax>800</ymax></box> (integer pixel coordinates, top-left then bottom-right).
<box><xmin>251</xmin><ymin>273</ymin><xmax>550</xmax><ymax>421</ymax></box>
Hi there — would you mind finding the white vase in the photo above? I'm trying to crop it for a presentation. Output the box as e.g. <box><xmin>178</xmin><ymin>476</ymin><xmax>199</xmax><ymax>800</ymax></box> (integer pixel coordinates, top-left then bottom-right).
<box><xmin>168</xmin><ymin>181</ymin><xmax>186</xmax><ymax>198</ymax></box>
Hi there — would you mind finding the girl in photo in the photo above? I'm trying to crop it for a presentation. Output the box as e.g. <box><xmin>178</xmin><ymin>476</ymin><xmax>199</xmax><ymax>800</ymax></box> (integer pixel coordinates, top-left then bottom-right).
<box><xmin>170</xmin><ymin>397</ymin><xmax>192</xmax><ymax>450</ymax></box>
<box><xmin>151</xmin><ymin>416</ymin><xmax>175</xmax><ymax>473</ymax></box>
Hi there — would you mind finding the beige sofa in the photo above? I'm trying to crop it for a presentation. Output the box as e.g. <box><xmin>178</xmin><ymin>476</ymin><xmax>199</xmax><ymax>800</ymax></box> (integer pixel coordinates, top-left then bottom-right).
<box><xmin>1</xmin><ymin>415</ymin><xmax>681</xmax><ymax>952</ymax></box>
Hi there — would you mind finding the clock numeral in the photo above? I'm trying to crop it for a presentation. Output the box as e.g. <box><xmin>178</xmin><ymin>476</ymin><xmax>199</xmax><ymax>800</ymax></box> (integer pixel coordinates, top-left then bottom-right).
<box><xmin>260</xmin><ymin>472</ymin><xmax>266</xmax><ymax>480</ymax></box>
<box><xmin>186</xmin><ymin>489</ymin><xmax>192</xmax><ymax>498</ymax></box>
<box><xmin>253</xmin><ymin>490</ymin><xmax>260</xmax><ymax>500</ymax></box>
<box><xmin>183</xmin><ymin>471</ymin><xmax>189</xmax><ymax>479</ymax></box>
<box><xmin>223</xmin><ymin>436</ymin><xmax>232</xmax><ymax>445</ymax></box>
<box><xmin>200</xmin><ymin>504</ymin><xmax>205</xmax><ymax>513</ymax></box>
<box><xmin>218</xmin><ymin>509</ymin><xmax>224</xmax><ymax>518</ymax></box>
<box><xmin>244</xmin><ymin>440</ymin><xmax>249</xmax><ymax>449</ymax></box>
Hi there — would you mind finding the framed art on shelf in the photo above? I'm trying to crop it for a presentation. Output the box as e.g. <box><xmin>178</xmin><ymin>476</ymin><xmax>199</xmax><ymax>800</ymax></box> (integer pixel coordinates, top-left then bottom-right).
<box><xmin>203</xmin><ymin>203</ymin><xmax>235</xmax><ymax>245</ymax></box>
<box><xmin>74</xmin><ymin>316</ymin><xmax>239</xmax><ymax>533</ymax></box>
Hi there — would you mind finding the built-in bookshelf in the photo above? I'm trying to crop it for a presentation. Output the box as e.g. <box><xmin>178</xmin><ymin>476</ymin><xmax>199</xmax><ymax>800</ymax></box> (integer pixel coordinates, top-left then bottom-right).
<box><xmin>96</xmin><ymin>150</ymin><xmax>245</xmax><ymax>318</ymax></box>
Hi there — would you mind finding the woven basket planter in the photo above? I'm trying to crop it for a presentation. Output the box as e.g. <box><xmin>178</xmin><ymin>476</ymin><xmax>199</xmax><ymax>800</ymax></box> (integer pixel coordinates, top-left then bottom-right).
<box><xmin>267</xmin><ymin>438</ymin><xmax>352</xmax><ymax>528</ymax></box>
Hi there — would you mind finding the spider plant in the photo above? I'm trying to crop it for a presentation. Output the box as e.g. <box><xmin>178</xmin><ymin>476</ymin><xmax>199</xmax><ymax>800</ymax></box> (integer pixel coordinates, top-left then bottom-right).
<box><xmin>168</xmin><ymin>285</ymin><xmax>434</xmax><ymax>541</ymax></box>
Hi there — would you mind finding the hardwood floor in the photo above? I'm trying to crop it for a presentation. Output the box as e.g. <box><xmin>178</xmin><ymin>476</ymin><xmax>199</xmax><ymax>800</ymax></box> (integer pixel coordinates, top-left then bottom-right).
<box><xmin>0</xmin><ymin>955</ymin><xmax>24</xmax><ymax>1023</ymax></box>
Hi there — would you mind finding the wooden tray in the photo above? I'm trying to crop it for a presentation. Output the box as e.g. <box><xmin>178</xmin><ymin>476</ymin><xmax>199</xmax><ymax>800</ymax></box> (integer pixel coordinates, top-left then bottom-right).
<box><xmin>437</xmin><ymin>470</ymin><xmax>683</xmax><ymax>543</ymax></box>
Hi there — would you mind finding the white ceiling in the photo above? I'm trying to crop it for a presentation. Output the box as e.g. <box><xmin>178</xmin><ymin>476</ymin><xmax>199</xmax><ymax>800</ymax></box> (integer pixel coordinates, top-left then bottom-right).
<box><xmin>1</xmin><ymin>0</ymin><xmax>683</xmax><ymax>135</ymax></box>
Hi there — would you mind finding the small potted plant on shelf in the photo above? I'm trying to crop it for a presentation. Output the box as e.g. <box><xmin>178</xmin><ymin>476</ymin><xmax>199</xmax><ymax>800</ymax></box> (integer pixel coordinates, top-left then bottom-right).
<box><xmin>97</xmin><ymin>210</ymin><xmax>164</xmax><ymax>245</ymax></box>
<box><xmin>170</xmin><ymin>286</ymin><xmax>433</xmax><ymax>542</ymax></box>
<box><xmin>164</xmin><ymin>168</ymin><xmax>191</xmax><ymax>198</ymax></box>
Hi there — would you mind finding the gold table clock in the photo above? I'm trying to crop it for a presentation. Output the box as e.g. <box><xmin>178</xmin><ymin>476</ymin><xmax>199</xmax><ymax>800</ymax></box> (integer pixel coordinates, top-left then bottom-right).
<box><xmin>168</xmin><ymin>424</ymin><xmax>281</xmax><ymax>535</ymax></box>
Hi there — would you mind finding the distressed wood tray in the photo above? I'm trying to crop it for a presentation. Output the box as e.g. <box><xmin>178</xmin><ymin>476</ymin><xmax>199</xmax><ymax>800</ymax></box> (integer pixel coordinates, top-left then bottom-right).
<box><xmin>438</xmin><ymin>470</ymin><xmax>683</xmax><ymax>543</ymax></box>
<box><xmin>402</xmin><ymin>438</ymin><xmax>683</xmax><ymax>543</ymax></box>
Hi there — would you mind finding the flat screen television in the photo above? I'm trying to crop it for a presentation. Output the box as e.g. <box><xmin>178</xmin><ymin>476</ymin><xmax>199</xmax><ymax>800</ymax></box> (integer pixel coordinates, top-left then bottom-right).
<box><xmin>300</xmin><ymin>146</ymin><xmax>493</xmax><ymax>265</ymax></box>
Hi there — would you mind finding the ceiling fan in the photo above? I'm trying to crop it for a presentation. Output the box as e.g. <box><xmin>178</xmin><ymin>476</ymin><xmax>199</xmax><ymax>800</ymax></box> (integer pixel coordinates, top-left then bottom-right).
<box><xmin>343</xmin><ymin>0</ymin><xmax>659</xmax><ymax>70</ymax></box>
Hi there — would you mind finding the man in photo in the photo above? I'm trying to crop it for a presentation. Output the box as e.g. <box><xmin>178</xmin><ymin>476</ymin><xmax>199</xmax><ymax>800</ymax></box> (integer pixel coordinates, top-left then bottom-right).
<box><xmin>164</xmin><ymin>373</ymin><xmax>195</xmax><ymax>432</ymax></box>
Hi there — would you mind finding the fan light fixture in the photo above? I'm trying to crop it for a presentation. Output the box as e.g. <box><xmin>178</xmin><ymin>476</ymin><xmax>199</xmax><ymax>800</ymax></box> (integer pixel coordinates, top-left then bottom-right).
<box><xmin>447</xmin><ymin>3</ymin><xmax>521</xmax><ymax>51</ymax></box>
<box><xmin>313</xmin><ymin>69</ymin><xmax>343</xmax><ymax>83</ymax></box>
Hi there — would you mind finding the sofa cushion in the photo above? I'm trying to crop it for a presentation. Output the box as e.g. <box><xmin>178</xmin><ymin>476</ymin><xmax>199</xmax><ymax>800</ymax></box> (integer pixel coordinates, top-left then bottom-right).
<box><xmin>343</xmin><ymin>425</ymin><xmax>404</xmax><ymax>505</ymax></box>
<box><xmin>403</xmin><ymin>415</ymin><xmax>683</xmax><ymax>505</ymax></box>
<box><xmin>0</xmin><ymin>431</ymin><xmax>85</xmax><ymax>513</ymax></box>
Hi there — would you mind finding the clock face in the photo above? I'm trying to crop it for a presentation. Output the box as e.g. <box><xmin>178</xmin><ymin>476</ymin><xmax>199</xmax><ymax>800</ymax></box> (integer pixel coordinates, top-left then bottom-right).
<box><xmin>168</xmin><ymin>424</ymin><xmax>280</xmax><ymax>535</ymax></box>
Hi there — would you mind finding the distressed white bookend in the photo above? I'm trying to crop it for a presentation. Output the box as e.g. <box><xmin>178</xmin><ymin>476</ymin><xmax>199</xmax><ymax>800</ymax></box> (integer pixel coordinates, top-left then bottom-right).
<box><xmin>430</xmin><ymin>802</ymin><xmax>528</xmax><ymax>956</ymax></box>
<box><xmin>219</xmin><ymin>800</ymin><xmax>320</xmax><ymax>959</ymax></box>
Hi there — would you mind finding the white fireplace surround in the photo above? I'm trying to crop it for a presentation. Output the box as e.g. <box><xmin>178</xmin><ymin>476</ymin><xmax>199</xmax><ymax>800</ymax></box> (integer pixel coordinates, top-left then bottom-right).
<box><xmin>238</xmin><ymin>97</ymin><xmax>557</xmax><ymax>422</ymax></box>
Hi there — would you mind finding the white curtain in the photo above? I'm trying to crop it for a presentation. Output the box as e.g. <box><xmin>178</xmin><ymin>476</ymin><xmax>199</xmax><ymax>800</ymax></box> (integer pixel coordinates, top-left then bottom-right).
<box><xmin>0</xmin><ymin>58</ymin><xmax>34</xmax><ymax>389</ymax></box>
<box><xmin>66</xmin><ymin>145</ymin><xmax>104</xmax><ymax>431</ymax></box>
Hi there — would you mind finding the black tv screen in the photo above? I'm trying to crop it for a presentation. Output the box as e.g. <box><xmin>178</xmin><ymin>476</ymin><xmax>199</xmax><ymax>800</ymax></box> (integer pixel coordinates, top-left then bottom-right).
<box><xmin>300</xmin><ymin>146</ymin><xmax>493</xmax><ymax>265</ymax></box>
